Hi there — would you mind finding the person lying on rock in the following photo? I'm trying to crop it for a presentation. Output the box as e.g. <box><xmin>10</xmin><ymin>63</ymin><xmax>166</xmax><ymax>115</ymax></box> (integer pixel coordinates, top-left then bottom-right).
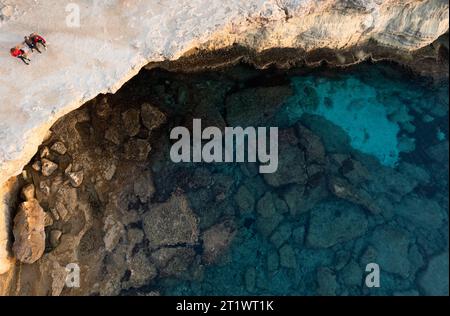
<box><xmin>10</xmin><ymin>46</ymin><xmax>31</xmax><ymax>65</ymax></box>
<box><xmin>30</xmin><ymin>33</ymin><xmax>47</xmax><ymax>50</ymax></box>
<box><xmin>23</xmin><ymin>35</ymin><xmax>41</xmax><ymax>53</ymax></box>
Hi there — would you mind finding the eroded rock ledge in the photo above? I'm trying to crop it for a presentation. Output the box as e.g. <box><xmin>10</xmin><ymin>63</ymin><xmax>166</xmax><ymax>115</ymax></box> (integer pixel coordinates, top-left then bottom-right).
<box><xmin>148</xmin><ymin>33</ymin><xmax>449</xmax><ymax>79</ymax></box>
<box><xmin>0</xmin><ymin>0</ymin><xmax>448</xmax><ymax>280</ymax></box>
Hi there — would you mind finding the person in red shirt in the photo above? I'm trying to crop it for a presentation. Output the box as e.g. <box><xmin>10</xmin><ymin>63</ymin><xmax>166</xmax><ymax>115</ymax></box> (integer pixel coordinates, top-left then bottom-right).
<box><xmin>10</xmin><ymin>46</ymin><xmax>31</xmax><ymax>65</ymax></box>
<box><xmin>24</xmin><ymin>36</ymin><xmax>41</xmax><ymax>53</ymax></box>
<box><xmin>30</xmin><ymin>33</ymin><xmax>47</xmax><ymax>50</ymax></box>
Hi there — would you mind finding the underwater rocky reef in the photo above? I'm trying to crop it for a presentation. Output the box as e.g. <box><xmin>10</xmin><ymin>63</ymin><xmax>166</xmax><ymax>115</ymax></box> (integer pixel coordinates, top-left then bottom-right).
<box><xmin>1</xmin><ymin>61</ymin><xmax>448</xmax><ymax>296</ymax></box>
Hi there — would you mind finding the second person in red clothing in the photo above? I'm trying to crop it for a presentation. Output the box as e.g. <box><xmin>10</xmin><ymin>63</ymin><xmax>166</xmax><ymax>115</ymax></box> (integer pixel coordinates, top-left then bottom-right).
<box><xmin>30</xmin><ymin>33</ymin><xmax>47</xmax><ymax>50</ymax></box>
<box><xmin>10</xmin><ymin>46</ymin><xmax>31</xmax><ymax>65</ymax></box>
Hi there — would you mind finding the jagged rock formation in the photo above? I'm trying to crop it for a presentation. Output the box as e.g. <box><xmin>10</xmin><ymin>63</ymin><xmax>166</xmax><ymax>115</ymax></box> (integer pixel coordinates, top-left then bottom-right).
<box><xmin>12</xmin><ymin>184</ymin><xmax>46</xmax><ymax>264</ymax></box>
<box><xmin>0</xmin><ymin>74</ymin><xmax>245</xmax><ymax>294</ymax></box>
<box><xmin>0</xmin><ymin>0</ymin><xmax>448</xmax><ymax>289</ymax></box>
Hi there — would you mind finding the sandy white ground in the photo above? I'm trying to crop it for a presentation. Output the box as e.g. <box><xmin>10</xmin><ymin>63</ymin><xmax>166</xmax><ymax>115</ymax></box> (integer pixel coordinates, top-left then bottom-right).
<box><xmin>0</xmin><ymin>0</ymin><xmax>448</xmax><ymax>274</ymax></box>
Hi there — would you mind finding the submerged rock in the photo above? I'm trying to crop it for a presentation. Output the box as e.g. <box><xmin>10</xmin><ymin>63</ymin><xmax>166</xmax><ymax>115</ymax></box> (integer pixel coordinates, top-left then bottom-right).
<box><xmin>142</xmin><ymin>194</ymin><xmax>198</xmax><ymax>249</ymax></box>
<box><xmin>201</xmin><ymin>219</ymin><xmax>236</xmax><ymax>264</ymax></box>
<box><xmin>270</xmin><ymin>223</ymin><xmax>292</xmax><ymax>249</ymax></box>
<box><xmin>255</xmin><ymin>192</ymin><xmax>287</xmax><ymax>238</ymax></box>
<box><xmin>141</xmin><ymin>103</ymin><xmax>167</xmax><ymax>131</ymax></box>
<box><xmin>316</xmin><ymin>267</ymin><xmax>338</xmax><ymax>296</ymax></box>
<box><xmin>307</xmin><ymin>200</ymin><xmax>368</xmax><ymax>248</ymax></box>
<box><xmin>328</xmin><ymin>177</ymin><xmax>381</xmax><ymax>214</ymax></box>
<box><xmin>226</xmin><ymin>86</ymin><xmax>293</xmax><ymax>127</ymax></box>
<box><xmin>340</xmin><ymin>261</ymin><xmax>363</xmax><ymax>287</ymax></box>
<box><xmin>427</xmin><ymin>141</ymin><xmax>449</xmax><ymax>164</ymax></box>
<box><xmin>124</xmin><ymin>249</ymin><xmax>158</xmax><ymax>289</ymax></box>
<box><xmin>330</xmin><ymin>154</ymin><xmax>370</xmax><ymax>186</ymax></box>
<box><xmin>263</xmin><ymin>129</ymin><xmax>307</xmax><ymax>187</ymax></box>
<box><xmin>234</xmin><ymin>184</ymin><xmax>255</xmax><ymax>216</ymax></box>
<box><xmin>256</xmin><ymin>192</ymin><xmax>287</xmax><ymax>218</ymax></box>
<box><xmin>267</xmin><ymin>251</ymin><xmax>280</xmax><ymax>273</ymax></box>
<box><xmin>245</xmin><ymin>267</ymin><xmax>256</xmax><ymax>293</ymax></box>
<box><xmin>396</xmin><ymin>195</ymin><xmax>445</xmax><ymax>229</ymax></box>
<box><xmin>124</xmin><ymin>138</ymin><xmax>151</xmax><ymax>161</ymax></box>
<box><xmin>122</xmin><ymin>109</ymin><xmax>141</xmax><ymax>137</ymax></box>
<box><xmin>369</xmin><ymin>226</ymin><xmax>412</xmax><ymax>278</ymax></box>
<box><xmin>279</xmin><ymin>244</ymin><xmax>297</xmax><ymax>269</ymax></box>
<box><xmin>282</xmin><ymin>183</ymin><xmax>327</xmax><ymax>216</ymax></box>
<box><xmin>419</xmin><ymin>252</ymin><xmax>449</xmax><ymax>296</ymax></box>
<box><xmin>292</xmin><ymin>226</ymin><xmax>305</xmax><ymax>245</ymax></box>
<box><xmin>150</xmin><ymin>247</ymin><xmax>196</xmax><ymax>277</ymax></box>
<box><xmin>105</xmin><ymin>126</ymin><xmax>121</xmax><ymax>145</ymax></box>
<box><xmin>103</xmin><ymin>215</ymin><xmax>125</xmax><ymax>252</ymax></box>
<box><xmin>133</xmin><ymin>171</ymin><xmax>155</xmax><ymax>204</ymax></box>
<box><xmin>296</xmin><ymin>124</ymin><xmax>326</xmax><ymax>165</ymax></box>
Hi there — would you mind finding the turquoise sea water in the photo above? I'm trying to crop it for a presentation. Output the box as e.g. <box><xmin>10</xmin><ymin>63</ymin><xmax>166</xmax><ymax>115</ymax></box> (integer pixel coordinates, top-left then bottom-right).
<box><xmin>287</xmin><ymin>76</ymin><xmax>402</xmax><ymax>166</ymax></box>
<box><xmin>141</xmin><ymin>63</ymin><xmax>449</xmax><ymax>296</ymax></box>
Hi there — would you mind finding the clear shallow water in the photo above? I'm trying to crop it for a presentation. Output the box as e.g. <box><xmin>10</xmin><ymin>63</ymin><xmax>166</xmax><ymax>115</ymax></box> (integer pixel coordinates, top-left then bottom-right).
<box><xmin>283</xmin><ymin>66</ymin><xmax>448</xmax><ymax>167</ymax></box>
<box><xmin>141</xmin><ymin>63</ymin><xmax>449</xmax><ymax>296</ymax></box>
<box><xmin>287</xmin><ymin>76</ymin><xmax>402</xmax><ymax>167</ymax></box>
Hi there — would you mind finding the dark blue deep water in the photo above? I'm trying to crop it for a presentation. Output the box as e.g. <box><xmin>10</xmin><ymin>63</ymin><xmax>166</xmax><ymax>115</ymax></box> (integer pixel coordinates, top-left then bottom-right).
<box><xmin>141</xmin><ymin>63</ymin><xmax>449</xmax><ymax>296</ymax></box>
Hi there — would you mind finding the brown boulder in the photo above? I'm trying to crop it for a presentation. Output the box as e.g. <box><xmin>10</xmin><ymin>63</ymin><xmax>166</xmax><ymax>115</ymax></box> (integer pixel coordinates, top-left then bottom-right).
<box><xmin>141</xmin><ymin>103</ymin><xmax>166</xmax><ymax>131</ymax></box>
<box><xmin>124</xmin><ymin>138</ymin><xmax>151</xmax><ymax>161</ymax></box>
<box><xmin>122</xmin><ymin>109</ymin><xmax>141</xmax><ymax>137</ymax></box>
<box><xmin>12</xmin><ymin>194</ymin><xmax>46</xmax><ymax>264</ymax></box>
<box><xmin>142</xmin><ymin>194</ymin><xmax>198</xmax><ymax>249</ymax></box>
<box><xmin>201</xmin><ymin>220</ymin><xmax>236</xmax><ymax>264</ymax></box>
